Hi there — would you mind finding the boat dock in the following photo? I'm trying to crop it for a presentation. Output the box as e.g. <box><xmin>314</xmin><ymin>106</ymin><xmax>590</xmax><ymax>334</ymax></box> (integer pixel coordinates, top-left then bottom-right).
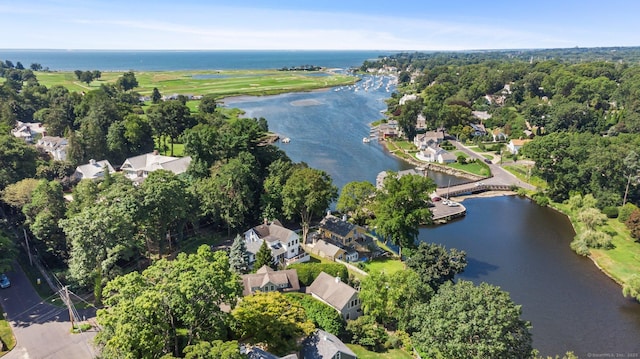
<box><xmin>431</xmin><ymin>200</ymin><xmax>467</xmax><ymax>223</ymax></box>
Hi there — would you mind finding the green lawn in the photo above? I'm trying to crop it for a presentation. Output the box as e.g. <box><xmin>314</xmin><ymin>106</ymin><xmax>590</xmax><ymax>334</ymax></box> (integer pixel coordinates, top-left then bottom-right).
<box><xmin>362</xmin><ymin>257</ymin><xmax>405</xmax><ymax>275</ymax></box>
<box><xmin>346</xmin><ymin>344</ymin><xmax>413</xmax><ymax>359</ymax></box>
<box><xmin>503</xmin><ymin>164</ymin><xmax>547</xmax><ymax>190</ymax></box>
<box><xmin>447</xmin><ymin>161</ymin><xmax>490</xmax><ymax>177</ymax></box>
<box><xmin>35</xmin><ymin>69</ymin><xmax>358</xmax><ymax>99</ymax></box>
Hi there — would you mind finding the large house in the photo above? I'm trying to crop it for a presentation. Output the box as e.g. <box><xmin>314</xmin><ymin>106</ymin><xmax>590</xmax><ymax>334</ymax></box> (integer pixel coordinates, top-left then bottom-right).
<box><xmin>244</xmin><ymin>220</ymin><xmax>308</xmax><ymax>266</ymax></box>
<box><xmin>376</xmin><ymin>168</ymin><xmax>426</xmax><ymax>189</ymax></box>
<box><xmin>73</xmin><ymin>159</ymin><xmax>115</xmax><ymax>180</ymax></box>
<box><xmin>120</xmin><ymin>151</ymin><xmax>191</xmax><ymax>181</ymax></box>
<box><xmin>11</xmin><ymin>121</ymin><xmax>45</xmax><ymax>143</ymax></box>
<box><xmin>36</xmin><ymin>136</ymin><xmax>68</xmax><ymax>161</ymax></box>
<box><xmin>301</xmin><ymin>330</ymin><xmax>357</xmax><ymax>359</ymax></box>
<box><xmin>376</xmin><ymin>120</ymin><xmax>399</xmax><ymax>139</ymax></box>
<box><xmin>318</xmin><ymin>214</ymin><xmax>366</xmax><ymax>247</ymax></box>
<box><xmin>307</xmin><ymin>272</ymin><xmax>361</xmax><ymax>320</ymax></box>
<box><xmin>413</xmin><ymin>130</ymin><xmax>445</xmax><ymax>150</ymax></box>
<box><xmin>240</xmin><ymin>265</ymin><xmax>300</xmax><ymax>296</ymax></box>
<box><xmin>417</xmin><ymin>145</ymin><xmax>457</xmax><ymax>164</ymax></box>
<box><xmin>506</xmin><ymin>139</ymin><xmax>532</xmax><ymax>155</ymax></box>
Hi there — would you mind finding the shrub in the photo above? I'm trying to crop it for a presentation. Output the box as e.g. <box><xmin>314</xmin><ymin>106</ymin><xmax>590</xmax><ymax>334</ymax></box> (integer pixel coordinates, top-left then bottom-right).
<box><xmin>602</xmin><ymin>206</ymin><xmax>619</xmax><ymax>218</ymax></box>
<box><xmin>346</xmin><ymin>315</ymin><xmax>389</xmax><ymax>352</ymax></box>
<box><xmin>570</xmin><ymin>238</ymin><xmax>590</xmax><ymax>256</ymax></box>
<box><xmin>578</xmin><ymin>230</ymin><xmax>613</xmax><ymax>249</ymax></box>
<box><xmin>625</xmin><ymin>209</ymin><xmax>640</xmax><ymax>240</ymax></box>
<box><xmin>619</xmin><ymin>203</ymin><xmax>639</xmax><ymax>223</ymax></box>
<box><xmin>287</xmin><ymin>293</ymin><xmax>345</xmax><ymax>336</ymax></box>
<box><xmin>287</xmin><ymin>262</ymin><xmax>348</xmax><ymax>286</ymax></box>
<box><xmin>531</xmin><ymin>193</ymin><xmax>549</xmax><ymax>207</ymax></box>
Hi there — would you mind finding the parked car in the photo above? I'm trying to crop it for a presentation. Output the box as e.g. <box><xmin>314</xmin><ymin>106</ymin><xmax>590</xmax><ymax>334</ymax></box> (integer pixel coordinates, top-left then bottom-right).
<box><xmin>484</xmin><ymin>159</ymin><xmax>492</xmax><ymax>164</ymax></box>
<box><xmin>0</xmin><ymin>273</ymin><xmax>10</xmax><ymax>289</ymax></box>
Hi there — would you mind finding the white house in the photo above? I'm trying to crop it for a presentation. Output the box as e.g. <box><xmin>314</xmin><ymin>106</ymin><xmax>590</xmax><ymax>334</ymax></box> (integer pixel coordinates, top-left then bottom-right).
<box><xmin>417</xmin><ymin>145</ymin><xmax>456</xmax><ymax>164</ymax></box>
<box><xmin>413</xmin><ymin>130</ymin><xmax>445</xmax><ymax>150</ymax></box>
<box><xmin>398</xmin><ymin>93</ymin><xmax>418</xmax><ymax>105</ymax></box>
<box><xmin>73</xmin><ymin>159</ymin><xmax>115</xmax><ymax>180</ymax></box>
<box><xmin>244</xmin><ymin>220</ymin><xmax>308</xmax><ymax>266</ymax></box>
<box><xmin>11</xmin><ymin>121</ymin><xmax>45</xmax><ymax>143</ymax></box>
<box><xmin>36</xmin><ymin>136</ymin><xmax>68</xmax><ymax>161</ymax></box>
<box><xmin>506</xmin><ymin>139</ymin><xmax>532</xmax><ymax>154</ymax></box>
<box><xmin>120</xmin><ymin>151</ymin><xmax>191</xmax><ymax>181</ymax></box>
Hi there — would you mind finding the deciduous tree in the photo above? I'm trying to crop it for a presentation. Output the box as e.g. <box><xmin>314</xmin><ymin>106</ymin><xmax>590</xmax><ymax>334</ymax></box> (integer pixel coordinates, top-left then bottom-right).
<box><xmin>232</xmin><ymin>291</ymin><xmax>314</xmax><ymax>355</ymax></box>
<box><xmin>405</xmin><ymin>242</ymin><xmax>467</xmax><ymax>291</ymax></box>
<box><xmin>411</xmin><ymin>281</ymin><xmax>532</xmax><ymax>359</ymax></box>
<box><xmin>282</xmin><ymin>167</ymin><xmax>338</xmax><ymax>243</ymax></box>
<box><xmin>336</xmin><ymin>181</ymin><xmax>376</xmax><ymax>226</ymax></box>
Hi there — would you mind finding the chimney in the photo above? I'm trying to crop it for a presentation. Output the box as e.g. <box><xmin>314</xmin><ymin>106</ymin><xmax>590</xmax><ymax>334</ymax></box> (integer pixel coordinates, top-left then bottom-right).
<box><xmin>153</xmin><ymin>150</ymin><xmax>159</xmax><ymax>155</ymax></box>
<box><xmin>89</xmin><ymin>159</ymin><xmax>96</xmax><ymax>165</ymax></box>
<box><xmin>326</xmin><ymin>210</ymin><xmax>332</xmax><ymax>217</ymax></box>
<box><xmin>334</xmin><ymin>276</ymin><xmax>341</xmax><ymax>283</ymax></box>
<box><xmin>342</xmin><ymin>214</ymin><xmax>347</xmax><ymax>222</ymax></box>
<box><xmin>263</xmin><ymin>218</ymin><xmax>268</xmax><ymax>225</ymax></box>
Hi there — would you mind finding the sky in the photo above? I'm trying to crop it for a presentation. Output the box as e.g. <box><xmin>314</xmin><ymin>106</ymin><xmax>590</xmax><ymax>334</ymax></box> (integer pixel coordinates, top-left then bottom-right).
<box><xmin>2</xmin><ymin>0</ymin><xmax>640</xmax><ymax>51</ymax></box>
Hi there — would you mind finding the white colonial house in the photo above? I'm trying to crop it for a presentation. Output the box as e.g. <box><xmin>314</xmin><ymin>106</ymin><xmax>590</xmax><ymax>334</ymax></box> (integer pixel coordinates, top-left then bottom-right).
<box><xmin>73</xmin><ymin>159</ymin><xmax>115</xmax><ymax>180</ymax></box>
<box><xmin>36</xmin><ymin>136</ymin><xmax>68</xmax><ymax>161</ymax></box>
<box><xmin>417</xmin><ymin>145</ymin><xmax>457</xmax><ymax>164</ymax></box>
<box><xmin>506</xmin><ymin>139</ymin><xmax>532</xmax><ymax>155</ymax></box>
<box><xmin>413</xmin><ymin>130</ymin><xmax>445</xmax><ymax>150</ymax></box>
<box><xmin>244</xmin><ymin>220</ymin><xmax>309</xmax><ymax>266</ymax></box>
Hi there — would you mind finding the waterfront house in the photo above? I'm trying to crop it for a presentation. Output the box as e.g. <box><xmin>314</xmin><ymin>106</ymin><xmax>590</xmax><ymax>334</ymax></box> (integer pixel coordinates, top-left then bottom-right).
<box><xmin>240</xmin><ymin>265</ymin><xmax>300</xmax><ymax>296</ymax></box>
<box><xmin>507</xmin><ymin>139</ymin><xmax>532</xmax><ymax>154</ymax></box>
<box><xmin>413</xmin><ymin>130</ymin><xmax>444</xmax><ymax>150</ymax></box>
<box><xmin>244</xmin><ymin>220</ymin><xmax>308</xmax><ymax>266</ymax></box>
<box><xmin>120</xmin><ymin>150</ymin><xmax>191</xmax><ymax>181</ymax></box>
<box><xmin>377</xmin><ymin>120</ymin><xmax>399</xmax><ymax>139</ymax></box>
<box><xmin>318</xmin><ymin>214</ymin><xmax>366</xmax><ymax>247</ymax></box>
<box><xmin>376</xmin><ymin>168</ymin><xmax>426</xmax><ymax>189</ymax></box>
<box><xmin>301</xmin><ymin>329</ymin><xmax>357</xmax><ymax>359</ymax></box>
<box><xmin>36</xmin><ymin>136</ymin><xmax>68</xmax><ymax>161</ymax></box>
<box><xmin>73</xmin><ymin>159</ymin><xmax>115</xmax><ymax>180</ymax></box>
<box><xmin>417</xmin><ymin>145</ymin><xmax>456</xmax><ymax>164</ymax></box>
<box><xmin>307</xmin><ymin>272</ymin><xmax>361</xmax><ymax>320</ymax></box>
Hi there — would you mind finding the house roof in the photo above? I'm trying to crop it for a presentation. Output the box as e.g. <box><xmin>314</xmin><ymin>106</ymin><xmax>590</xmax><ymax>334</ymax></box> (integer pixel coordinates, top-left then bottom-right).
<box><xmin>510</xmin><ymin>139</ymin><xmax>532</xmax><ymax>147</ymax></box>
<box><xmin>308</xmin><ymin>272</ymin><xmax>357</xmax><ymax>311</ymax></box>
<box><xmin>320</xmin><ymin>215</ymin><xmax>356</xmax><ymax>238</ymax></box>
<box><xmin>75</xmin><ymin>159</ymin><xmax>115</xmax><ymax>180</ymax></box>
<box><xmin>301</xmin><ymin>329</ymin><xmax>357</xmax><ymax>359</ymax></box>
<box><xmin>245</xmin><ymin>220</ymin><xmax>296</xmax><ymax>258</ymax></box>
<box><xmin>241</xmin><ymin>266</ymin><xmax>300</xmax><ymax>296</ymax></box>
<box><xmin>313</xmin><ymin>240</ymin><xmax>345</xmax><ymax>258</ymax></box>
<box><xmin>37</xmin><ymin>136</ymin><xmax>67</xmax><ymax>149</ymax></box>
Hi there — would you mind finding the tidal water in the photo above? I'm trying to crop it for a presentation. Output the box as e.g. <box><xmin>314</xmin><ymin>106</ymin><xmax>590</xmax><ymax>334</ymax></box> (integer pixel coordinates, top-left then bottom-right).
<box><xmin>223</xmin><ymin>75</ymin><xmax>468</xmax><ymax>191</ymax></box>
<box><xmin>420</xmin><ymin>196</ymin><xmax>640</xmax><ymax>356</ymax></box>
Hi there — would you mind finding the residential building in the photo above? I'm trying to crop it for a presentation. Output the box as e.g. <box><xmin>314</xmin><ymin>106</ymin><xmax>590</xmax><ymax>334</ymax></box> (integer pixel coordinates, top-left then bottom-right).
<box><xmin>73</xmin><ymin>159</ymin><xmax>115</xmax><ymax>180</ymax></box>
<box><xmin>11</xmin><ymin>121</ymin><xmax>45</xmax><ymax>143</ymax></box>
<box><xmin>376</xmin><ymin>168</ymin><xmax>426</xmax><ymax>189</ymax></box>
<box><xmin>308</xmin><ymin>239</ymin><xmax>346</xmax><ymax>262</ymax></box>
<box><xmin>244</xmin><ymin>220</ymin><xmax>308</xmax><ymax>266</ymax></box>
<box><xmin>240</xmin><ymin>265</ymin><xmax>300</xmax><ymax>296</ymax></box>
<box><xmin>307</xmin><ymin>272</ymin><xmax>361</xmax><ymax>320</ymax></box>
<box><xmin>376</xmin><ymin>120</ymin><xmax>398</xmax><ymax>139</ymax></box>
<box><xmin>36</xmin><ymin>136</ymin><xmax>68</xmax><ymax>161</ymax></box>
<box><xmin>120</xmin><ymin>151</ymin><xmax>191</xmax><ymax>181</ymax></box>
<box><xmin>398</xmin><ymin>93</ymin><xmax>418</xmax><ymax>105</ymax></box>
<box><xmin>470</xmin><ymin>123</ymin><xmax>487</xmax><ymax>137</ymax></box>
<box><xmin>506</xmin><ymin>139</ymin><xmax>532</xmax><ymax>155</ymax></box>
<box><xmin>318</xmin><ymin>214</ymin><xmax>366</xmax><ymax>247</ymax></box>
<box><xmin>413</xmin><ymin>130</ymin><xmax>444</xmax><ymax>150</ymax></box>
<box><xmin>417</xmin><ymin>145</ymin><xmax>456</xmax><ymax>164</ymax></box>
<box><xmin>491</xmin><ymin>128</ymin><xmax>508</xmax><ymax>142</ymax></box>
<box><xmin>301</xmin><ymin>329</ymin><xmax>357</xmax><ymax>359</ymax></box>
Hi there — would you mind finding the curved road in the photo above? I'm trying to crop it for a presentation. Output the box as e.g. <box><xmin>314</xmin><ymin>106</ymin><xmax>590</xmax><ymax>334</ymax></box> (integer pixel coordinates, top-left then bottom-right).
<box><xmin>0</xmin><ymin>263</ymin><xmax>97</xmax><ymax>359</ymax></box>
<box><xmin>450</xmin><ymin>139</ymin><xmax>536</xmax><ymax>191</ymax></box>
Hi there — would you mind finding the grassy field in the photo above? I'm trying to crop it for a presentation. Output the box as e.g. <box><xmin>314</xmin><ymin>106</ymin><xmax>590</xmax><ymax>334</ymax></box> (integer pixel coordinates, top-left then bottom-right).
<box><xmin>0</xmin><ymin>312</ymin><xmax>16</xmax><ymax>356</ymax></box>
<box><xmin>35</xmin><ymin>69</ymin><xmax>357</xmax><ymax>99</ymax></box>
<box><xmin>362</xmin><ymin>257</ymin><xmax>405</xmax><ymax>275</ymax></box>
<box><xmin>346</xmin><ymin>344</ymin><xmax>413</xmax><ymax>359</ymax></box>
<box><xmin>504</xmin><ymin>164</ymin><xmax>547</xmax><ymax>191</ymax></box>
<box><xmin>447</xmin><ymin>161</ymin><xmax>490</xmax><ymax>177</ymax></box>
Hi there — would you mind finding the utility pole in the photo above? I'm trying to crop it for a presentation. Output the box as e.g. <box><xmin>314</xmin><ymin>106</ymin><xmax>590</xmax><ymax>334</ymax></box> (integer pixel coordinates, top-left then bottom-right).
<box><xmin>64</xmin><ymin>286</ymin><xmax>75</xmax><ymax>330</ymax></box>
<box><xmin>23</xmin><ymin>228</ymin><xmax>32</xmax><ymax>266</ymax></box>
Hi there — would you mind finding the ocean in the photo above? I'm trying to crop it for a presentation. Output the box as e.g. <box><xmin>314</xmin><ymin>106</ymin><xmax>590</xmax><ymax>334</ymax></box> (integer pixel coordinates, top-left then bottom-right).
<box><xmin>0</xmin><ymin>50</ymin><xmax>393</xmax><ymax>71</ymax></box>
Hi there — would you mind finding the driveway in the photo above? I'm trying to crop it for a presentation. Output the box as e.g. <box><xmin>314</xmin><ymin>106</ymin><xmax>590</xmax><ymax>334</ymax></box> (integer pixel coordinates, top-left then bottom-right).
<box><xmin>0</xmin><ymin>264</ymin><xmax>97</xmax><ymax>359</ymax></box>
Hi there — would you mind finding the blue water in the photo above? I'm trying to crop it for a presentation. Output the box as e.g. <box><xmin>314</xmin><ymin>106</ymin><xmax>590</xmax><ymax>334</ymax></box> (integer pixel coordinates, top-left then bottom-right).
<box><xmin>0</xmin><ymin>50</ymin><xmax>391</xmax><ymax>71</ymax></box>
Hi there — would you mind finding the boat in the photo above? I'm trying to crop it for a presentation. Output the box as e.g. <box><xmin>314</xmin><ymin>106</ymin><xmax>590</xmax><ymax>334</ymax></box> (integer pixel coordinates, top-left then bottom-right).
<box><xmin>362</xmin><ymin>137</ymin><xmax>370</xmax><ymax>143</ymax></box>
<box><xmin>281</xmin><ymin>137</ymin><xmax>291</xmax><ymax>143</ymax></box>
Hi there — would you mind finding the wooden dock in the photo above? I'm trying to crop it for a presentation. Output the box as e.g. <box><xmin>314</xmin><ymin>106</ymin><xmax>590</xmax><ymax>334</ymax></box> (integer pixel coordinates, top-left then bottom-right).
<box><xmin>431</xmin><ymin>200</ymin><xmax>467</xmax><ymax>223</ymax></box>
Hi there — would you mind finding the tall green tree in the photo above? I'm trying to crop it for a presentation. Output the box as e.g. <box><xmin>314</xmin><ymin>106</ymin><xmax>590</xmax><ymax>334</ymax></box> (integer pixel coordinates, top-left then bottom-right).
<box><xmin>405</xmin><ymin>242</ymin><xmax>467</xmax><ymax>291</ymax></box>
<box><xmin>22</xmin><ymin>180</ymin><xmax>68</xmax><ymax>262</ymax></box>
<box><xmin>411</xmin><ymin>281</ymin><xmax>533</xmax><ymax>359</ymax></box>
<box><xmin>336</xmin><ymin>181</ymin><xmax>376</xmax><ymax>225</ymax></box>
<box><xmin>254</xmin><ymin>241</ymin><xmax>275</xmax><ymax>270</ymax></box>
<box><xmin>229</xmin><ymin>234</ymin><xmax>249</xmax><ymax>274</ymax></box>
<box><xmin>282</xmin><ymin>167</ymin><xmax>338</xmax><ymax>243</ymax></box>
<box><xmin>115</xmin><ymin>71</ymin><xmax>138</xmax><ymax>92</ymax></box>
<box><xmin>151</xmin><ymin>87</ymin><xmax>162</xmax><ymax>104</ymax></box>
<box><xmin>232</xmin><ymin>291</ymin><xmax>314</xmax><ymax>356</ymax></box>
<box><xmin>96</xmin><ymin>246</ymin><xmax>242</xmax><ymax>358</ymax></box>
<box><xmin>140</xmin><ymin>170</ymin><xmax>196</xmax><ymax>257</ymax></box>
<box><xmin>183</xmin><ymin>340</ymin><xmax>245</xmax><ymax>359</ymax></box>
<box><xmin>0</xmin><ymin>232</ymin><xmax>17</xmax><ymax>273</ymax></box>
<box><xmin>148</xmin><ymin>100</ymin><xmax>195</xmax><ymax>156</ymax></box>
<box><xmin>0</xmin><ymin>134</ymin><xmax>38</xmax><ymax>190</ymax></box>
<box><xmin>371</xmin><ymin>173</ymin><xmax>435</xmax><ymax>250</ymax></box>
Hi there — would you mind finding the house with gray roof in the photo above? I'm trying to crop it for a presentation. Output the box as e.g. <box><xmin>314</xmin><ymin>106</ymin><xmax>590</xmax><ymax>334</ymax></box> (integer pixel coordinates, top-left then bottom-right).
<box><xmin>241</xmin><ymin>265</ymin><xmax>300</xmax><ymax>296</ymax></box>
<box><xmin>307</xmin><ymin>272</ymin><xmax>361</xmax><ymax>321</ymax></box>
<box><xmin>36</xmin><ymin>136</ymin><xmax>68</xmax><ymax>161</ymax></box>
<box><xmin>318</xmin><ymin>214</ymin><xmax>366</xmax><ymax>248</ymax></box>
<box><xmin>308</xmin><ymin>239</ymin><xmax>347</xmax><ymax>262</ymax></box>
<box><xmin>120</xmin><ymin>150</ymin><xmax>191</xmax><ymax>181</ymax></box>
<box><xmin>302</xmin><ymin>329</ymin><xmax>357</xmax><ymax>359</ymax></box>
<box><xmin>244</xmin><ymin>220</ymin><xmax>308</xmax><ymax>267</ymax></box>
<box><xmin>73</xmin><ymin>159</ymin><xmax>115</xmax><ymax>180</ymax></box>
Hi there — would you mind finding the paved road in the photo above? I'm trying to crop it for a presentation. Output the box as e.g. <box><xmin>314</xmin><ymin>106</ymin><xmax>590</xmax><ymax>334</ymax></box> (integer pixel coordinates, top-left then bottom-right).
<box><xmin>450</xmin><ymin>140</ymin><xmax>536</xmax><ymax>191</ymax></box>
<box><xmin>0</xmin><ymin>264</ymin><xmax>97</xmax><ymax>359</ymax></box>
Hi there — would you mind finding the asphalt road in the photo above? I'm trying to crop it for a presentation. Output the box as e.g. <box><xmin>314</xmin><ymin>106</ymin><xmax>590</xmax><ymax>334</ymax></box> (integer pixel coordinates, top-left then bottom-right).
<box><xmin>0</xmin><ymin>264</ymin><xmax>97</xmax><ymax>359</ymax></box>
